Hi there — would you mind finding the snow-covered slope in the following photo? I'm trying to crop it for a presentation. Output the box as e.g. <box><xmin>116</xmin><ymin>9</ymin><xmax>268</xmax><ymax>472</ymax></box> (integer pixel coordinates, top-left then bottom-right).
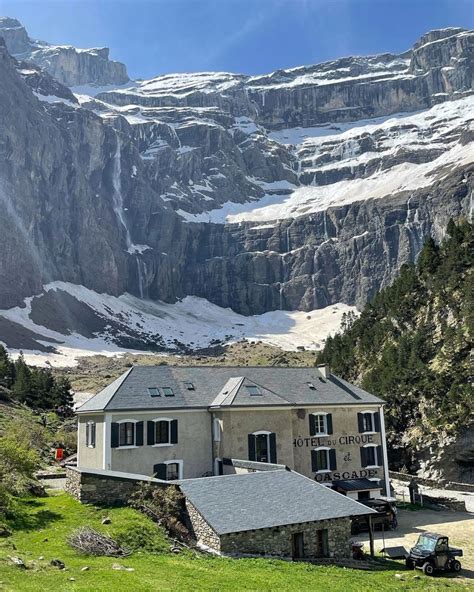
<box><xmin>177</xmin><ymin>96</ymin><xmax>474</xmax><ymax>223</ymax></box>
<box><xmin>0</xmin><ymin>282</ymin><xmax>355</xmax><ymax>366</ymax></box>
<box><xmin>0</xmin><ymin>19</ymin><xmax>472</xmax><ymax>365</ymax></box>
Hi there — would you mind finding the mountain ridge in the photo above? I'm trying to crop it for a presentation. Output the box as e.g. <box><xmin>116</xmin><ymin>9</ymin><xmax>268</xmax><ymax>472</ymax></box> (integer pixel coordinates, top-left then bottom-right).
<box><xmin>0</xmin><ymin>18</ymin><xmax>472</xmax><ymax>365</ymax></box>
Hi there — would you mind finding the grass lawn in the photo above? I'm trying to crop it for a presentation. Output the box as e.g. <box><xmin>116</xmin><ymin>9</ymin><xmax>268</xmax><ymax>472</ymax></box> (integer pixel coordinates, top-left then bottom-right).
<box><xmin>0</xmin><ymin>492</ymin><xmax>469</xmax><ymax>592</ymax></box>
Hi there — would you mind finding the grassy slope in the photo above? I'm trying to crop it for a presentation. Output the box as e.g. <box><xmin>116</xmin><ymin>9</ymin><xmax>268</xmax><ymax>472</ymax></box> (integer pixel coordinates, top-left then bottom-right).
<box><xmin>56</xmin><ymin>341</ymin><xmax>316</xmax><ymax>394</ymax></box>
<box><xmin>0</xmin><ymin>492</ymin><xmax>469</xmax><ymax>592</ymax></box>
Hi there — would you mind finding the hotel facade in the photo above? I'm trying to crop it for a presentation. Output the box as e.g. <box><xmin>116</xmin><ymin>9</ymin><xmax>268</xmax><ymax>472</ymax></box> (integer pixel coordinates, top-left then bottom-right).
<box><xmin>77</xmin><ymin>365</ymin><xmax>390</xmax><ymax>500</ymax></box>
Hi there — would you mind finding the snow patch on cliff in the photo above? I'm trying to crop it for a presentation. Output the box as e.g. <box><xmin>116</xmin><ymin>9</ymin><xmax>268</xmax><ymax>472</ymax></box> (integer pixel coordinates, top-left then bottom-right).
<box><xmin>0</xmin><ymin>282</ymin><xmax>355</xmax><ymax>367</ymax></box>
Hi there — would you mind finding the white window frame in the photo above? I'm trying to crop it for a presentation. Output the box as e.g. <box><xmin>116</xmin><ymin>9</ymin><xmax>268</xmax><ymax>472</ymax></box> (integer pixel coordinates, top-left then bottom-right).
<box><xmin>363</xmin><ymin>443</ymin><xmax>380</xmax><ymax>468</ymax></box>
<box><xmin>151</xmin><ymin>417</ymin><xmax>174</xmax><ymax>447</ymax></box>
<box><xmin>213</xmin><ymin>418</ymin><xmax>221</xmax><ymax>442</ymax></box>
<box><xmin>86</xmin><ymin>420</ymin><xmax>96</xmax><ymax>448</ymax></box>
<box><xmin>116</xmin><ymin>418</ymin><xmax>138</xmax><ymax>449</ymax></box>
<box><xmin>163</xmin><ymin>459</ymin><xmax>183</xmax><ymax>480</ymax></box>
<box><xmin>360</xmin><ymin>410</ymin><xmax>377</xmax><ymax>434</ymax></box>
<box><xmin>313</xmin><ymin>446</ymin><xmax>331</xmax><ymax>474</ymax></box>
<box><xmin>253</xmin><ymin>430</ymin><xmax>272</xmax><ymax>463</ymax></box>
<box><xmin>311</xmin><ymin>412</ymin><xmax>328</xmax><ymax>436</ymax></box>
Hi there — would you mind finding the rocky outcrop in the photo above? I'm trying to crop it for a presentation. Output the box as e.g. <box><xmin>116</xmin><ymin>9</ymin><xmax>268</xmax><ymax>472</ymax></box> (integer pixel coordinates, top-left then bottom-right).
<box><xmin>0</xmin><ymin>17</ymin><xmax>129</xmax><ymax>86</ymax></box>
<box><xmin>0</xmin><ymin>17</ymin><xmax>29</xmax><ymax>53</ymax></box>
<box><xmin>0</xmin><ymin>22</ymin><xmax>472</xmax><ymax>320</ymax></box>
<box><xmin>29</xmin><ymin>45</ymin><xmax>129</xmax><ymax>87</ymax></box>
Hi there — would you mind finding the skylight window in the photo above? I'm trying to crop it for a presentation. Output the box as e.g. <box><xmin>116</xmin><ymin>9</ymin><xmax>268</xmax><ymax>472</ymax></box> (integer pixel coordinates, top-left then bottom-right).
<box><xmin>184</xmin><ymin>382</ymin><xmax>195</xmax><ymax>390</ymax></box>
<box><xmin>245</xmin><ymin>385</ymin><xmax>261</xmax><ymax>396</ymax></box>
<box><xmin>148</xmin><ymin>387</ymin><xmax>160</xmax><ymax>397</ymax></box>
<box><xmin>162</xmin><ymin>387</ymin><xmax>174</xmax><ymax>397</ymax></box>
<box><xmin>307</xmin><ymin>382</ymin><xmax>316</xmax><ymax>390</ymax></box>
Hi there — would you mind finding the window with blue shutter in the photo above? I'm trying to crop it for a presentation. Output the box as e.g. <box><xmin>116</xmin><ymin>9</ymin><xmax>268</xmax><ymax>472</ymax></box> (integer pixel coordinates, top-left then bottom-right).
<box><xmin>111</xmin><ymin>422</ymin><xmax>119</xmax><ymax>448</ymax></box>
<box><xmin>377</xmin><ymin>445</ymin><xmax>383</xmax><ymax>466</ymax></box>
<box><xmin>153</xmin><ymin>463</ymin><xmax>167</xmax><ymax>480</ymax></box>
<box><xmin>374</xmin><ymin>413</ymin><xmax>381</xmax><ymax>432</ymax></box>
<box><xmin>135</xmin><ymin>421</ymin><xmax>144</xmax><ymax>446</ymax></box>
<box><xmin>248</xmin><ymin>434</ymin><xmax>256</xmax><ymax>461</ymax></box>
<box><xmin>269</xmin><ymin>432</ymin><xmax>277</xmax><ymax>464</ymax></box>
<box><xmin>326</xmin><ymin>414</ymin><xmax>333</xmax><ymax>435</ymax></box>
<box><xmin>147</xmin><ymin>421</ymin><xmax>155</xmax><ymax>445</ymax></box>
<box><xmin>170</xmin><ymin>420</ymin><xmax>178</xmax><ymax>444</ymax></box>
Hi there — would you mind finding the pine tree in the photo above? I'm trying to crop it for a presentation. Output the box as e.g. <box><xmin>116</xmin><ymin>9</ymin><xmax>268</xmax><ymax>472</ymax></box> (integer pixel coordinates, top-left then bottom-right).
<box><xmin>11</xmin><ymin>353</ymin><xmax>32</xmax><ymax>404</ymax></box>
<box><xmin>0</xmin><ymin>345</ymin><xmax>14</xmax><ymax>389</ymax></box>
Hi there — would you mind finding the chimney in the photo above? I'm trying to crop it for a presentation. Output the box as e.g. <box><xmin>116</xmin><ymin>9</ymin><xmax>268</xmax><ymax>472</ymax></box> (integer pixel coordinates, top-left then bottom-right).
<box><xmin>317</xmin><ymin>363</ymin><xmax>330</xmax><ymax>379</ymax></box>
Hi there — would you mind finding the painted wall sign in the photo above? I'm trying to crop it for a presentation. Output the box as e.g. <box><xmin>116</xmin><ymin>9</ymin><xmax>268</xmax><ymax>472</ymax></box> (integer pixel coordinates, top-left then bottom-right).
<box><xmin>315</xmin><ymin>468</ymin><xmax>379</xmax><ymax>483</ymax></box>
<box><xmin>293</xmin><ymin>434</ymin><xmax>375</xmax><ymax>448</ymax></box>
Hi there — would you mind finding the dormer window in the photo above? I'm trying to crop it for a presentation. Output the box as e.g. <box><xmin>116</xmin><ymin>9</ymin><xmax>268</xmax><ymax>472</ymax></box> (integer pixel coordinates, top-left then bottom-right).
<box><xmin>184</xmin><ymin>382</ymin><xmax>195</xmax><ymax>390</ymax></box>
<box><xmin>245</xmin><ymin>385</ymin><xmax>261</xmax><ymax>396</ymax></box>
<box><xmin>162</xmin><ymin>387</ymin><xmax>174</xmax><ymax>397</ymax></box>
<box><xmin>148</xmin><ymin>387</ymin><xmax>160</xmax><ymax>397</ymax></box>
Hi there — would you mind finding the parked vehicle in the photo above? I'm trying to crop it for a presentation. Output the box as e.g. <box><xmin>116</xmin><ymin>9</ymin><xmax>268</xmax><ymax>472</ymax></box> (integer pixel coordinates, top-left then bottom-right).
<box><xmin>406</xmin><ymin>533</ymin><xmax>463</xmax><ymax>576</ymax></box>
<box><xmin>351</xmin><ymin>498</ymin><xmax>397</xmax><ymax>534</ymax></box>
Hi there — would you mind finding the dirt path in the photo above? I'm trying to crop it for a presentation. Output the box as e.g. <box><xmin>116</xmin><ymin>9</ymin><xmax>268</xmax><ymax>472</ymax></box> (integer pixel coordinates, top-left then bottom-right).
<box><xmin>353</xmin><ymin>508</ymin><xmax>474</xmax><ymax>582</ymax></box>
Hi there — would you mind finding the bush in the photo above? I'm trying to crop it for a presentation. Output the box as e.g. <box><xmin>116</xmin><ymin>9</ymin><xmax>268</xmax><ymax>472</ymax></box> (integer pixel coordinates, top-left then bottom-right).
<box><xmin>129</xmin><ymin>484</ymin><xmax>189</xmax><ymax>541</ymax></box>
<box><xmin>111</xmin><ymin>515</ymin><xmax>169</xmax><ymax>553</ymax></box>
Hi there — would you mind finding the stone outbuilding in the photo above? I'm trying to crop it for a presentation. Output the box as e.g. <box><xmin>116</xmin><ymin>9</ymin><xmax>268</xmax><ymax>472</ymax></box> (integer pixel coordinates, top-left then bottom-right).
<box><xmin>179</xmin><ymin>469</ymin><xmax>376</xmax><ymax>559</ymax></box>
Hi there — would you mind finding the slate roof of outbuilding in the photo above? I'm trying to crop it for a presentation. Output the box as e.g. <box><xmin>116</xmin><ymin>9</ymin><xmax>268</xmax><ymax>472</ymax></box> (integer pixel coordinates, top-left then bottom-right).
<box><xmin>77</xmin><ymin>365</ymin><xmax>382</xmax><ymax>412</ymax></box>
<box><xmin>333</xmin><ymin>478</ymin><xmax>381</xmax><ymax>492</ymax></box>
<box><xmin>179</xmin><ymin>469</ymin><xmax>377</xmax><ymax>535</ymax></box>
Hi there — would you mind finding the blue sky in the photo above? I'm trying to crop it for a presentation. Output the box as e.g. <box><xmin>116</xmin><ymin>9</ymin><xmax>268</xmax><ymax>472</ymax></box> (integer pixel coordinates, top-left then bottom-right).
<box><xmin>1</xmin><ymin>0</ymin><xmax>472</xmax><ymax>79</ymax></box>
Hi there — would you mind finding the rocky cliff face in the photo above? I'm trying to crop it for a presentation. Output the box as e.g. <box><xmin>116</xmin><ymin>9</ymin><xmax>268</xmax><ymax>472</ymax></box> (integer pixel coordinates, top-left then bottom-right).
<box><xmin>0</xmin><ymin>17</ymin><xmax>129</xmax><ymax>86</ymax></box>
<box><xmin>0</xmin><ymin>20</ymin><xmax>472</xmax><ymax>355</ymax></box>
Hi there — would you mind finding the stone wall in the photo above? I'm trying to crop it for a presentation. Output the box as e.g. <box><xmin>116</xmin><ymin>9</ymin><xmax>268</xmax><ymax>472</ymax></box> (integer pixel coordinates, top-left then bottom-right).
<box><xmin>389</xmin><ymin>470</ymin><xmax>474</xmax><ymax>492</ymax></box>
<box><xmin>65</xmin><ymin>466</ymin><xmax>167</xmax><ymax>505</ymax></box>
<box><xmin>185</xmin><ymin>499</ymin><xmax>221</xmax><ymax>551</ymax></box>
<box><xmin>220</xmin><ymin>517</ymin><xmax>351</xmax><ymax>559</ymax></box>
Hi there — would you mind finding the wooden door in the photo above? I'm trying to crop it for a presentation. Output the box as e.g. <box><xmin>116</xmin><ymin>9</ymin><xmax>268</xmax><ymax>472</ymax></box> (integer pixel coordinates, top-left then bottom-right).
<box><xmin>292</xmin><ymin>532</ymin><xmax>304</xmax><ymax>559</ymax></box>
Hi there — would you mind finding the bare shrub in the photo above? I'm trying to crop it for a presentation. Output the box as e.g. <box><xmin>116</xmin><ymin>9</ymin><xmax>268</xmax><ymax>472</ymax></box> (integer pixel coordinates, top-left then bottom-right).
<box><xmin>67</xmin><ymin>527</ymin><xmax>130</xmax><ymax>557</ymax></box>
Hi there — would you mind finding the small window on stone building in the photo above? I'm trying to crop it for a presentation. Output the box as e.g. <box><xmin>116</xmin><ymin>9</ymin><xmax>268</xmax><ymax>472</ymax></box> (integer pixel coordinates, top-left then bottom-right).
<box><xmin>316</xmin><ymin>529</ymin><xmax>329</xmax><ymax>557</ymax></box>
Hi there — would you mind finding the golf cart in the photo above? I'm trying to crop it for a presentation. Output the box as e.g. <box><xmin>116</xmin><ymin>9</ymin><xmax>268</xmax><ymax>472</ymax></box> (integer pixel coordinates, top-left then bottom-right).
<box><xmin>406</xmin><ymin>533</ymin><xmax>463</xmax><ymax>576</ymax></box>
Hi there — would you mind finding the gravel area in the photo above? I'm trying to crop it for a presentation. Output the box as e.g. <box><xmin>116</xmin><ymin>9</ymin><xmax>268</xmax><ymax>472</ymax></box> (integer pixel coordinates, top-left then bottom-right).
<box><xmin>353</xmin><ymin>508</ymin><xmax>474</xmax><ymax>581</ymax></box>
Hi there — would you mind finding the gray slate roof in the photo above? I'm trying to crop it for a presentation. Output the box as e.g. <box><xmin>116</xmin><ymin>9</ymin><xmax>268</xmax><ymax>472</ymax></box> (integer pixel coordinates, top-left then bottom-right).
<box><xmin>333</xmin><ymin>478</ymin><xmax>380</xmax><ymax>492</ymax></box>
<box><xmin>77</xmin><ymin>365</ymin><xmax>382</xmax><ymax>413</ymax></box>
<box><xmin>179</xmin><ymin>470</ymin><xmax>376</xmax><ymax>535</ymax></box>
